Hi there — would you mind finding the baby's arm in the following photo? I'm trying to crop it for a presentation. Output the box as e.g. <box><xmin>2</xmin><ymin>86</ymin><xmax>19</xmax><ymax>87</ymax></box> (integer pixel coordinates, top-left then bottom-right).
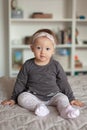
<box><xmin>70</xmin><ymin>99</ymin><xmax>85</xmax><ymax>107</ymax></box>
<box><xmin>1</xmin><ymin>99</ymin><xmax>16</xmax><ymax>106</ymax></box>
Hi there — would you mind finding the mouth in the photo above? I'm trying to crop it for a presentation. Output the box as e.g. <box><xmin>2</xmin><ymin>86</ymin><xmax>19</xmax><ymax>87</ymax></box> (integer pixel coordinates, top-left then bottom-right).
<box><xmin>40</xmin><ymin>55</ymin><xmax>46</xmax><ymax>59</ymax></box>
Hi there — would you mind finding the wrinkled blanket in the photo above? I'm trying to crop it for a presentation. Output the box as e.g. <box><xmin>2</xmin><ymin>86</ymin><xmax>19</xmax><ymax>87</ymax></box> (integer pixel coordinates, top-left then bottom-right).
<box><xmin>0</xmin><ymin>75</ymin><xmax>87</xmax><ymax>130</ymax></box>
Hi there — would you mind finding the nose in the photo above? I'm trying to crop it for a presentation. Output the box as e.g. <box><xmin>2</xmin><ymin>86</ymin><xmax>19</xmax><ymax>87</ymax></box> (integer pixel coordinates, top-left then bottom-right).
<box><xmin>41</xmin><ymin>48</ymin><xmax>45</xmax><ymax>54</ymax></box>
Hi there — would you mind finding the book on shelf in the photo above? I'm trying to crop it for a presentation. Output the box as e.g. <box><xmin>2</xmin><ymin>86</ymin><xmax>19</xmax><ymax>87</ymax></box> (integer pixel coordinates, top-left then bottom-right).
<box><xmin>12</xmin><ymin>50</ymin><xmax>23</xmax><ymax>70</ymax></box>
<box><xmin>58</xmin><ymin>27</ymin><xmax>72</xmax><ymax>44</ymax></box>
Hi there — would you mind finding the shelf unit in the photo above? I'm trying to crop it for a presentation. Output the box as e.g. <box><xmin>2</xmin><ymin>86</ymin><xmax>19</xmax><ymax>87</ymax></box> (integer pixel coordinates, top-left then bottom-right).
<box><xmin>74</xmin><ymin>0</ymin><xmax>87</xmax><ymax>75</ymax></box>
<box><xmin>8</xmin><ymin>0</ymin><xmax>87</xmax><ymax>77</ymax></box>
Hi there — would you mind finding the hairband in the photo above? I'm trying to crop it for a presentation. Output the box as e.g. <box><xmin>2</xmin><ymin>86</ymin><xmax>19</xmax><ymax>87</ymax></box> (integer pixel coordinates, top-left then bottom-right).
<box><xmin>32</xmin><ymin>32</ymin><xmax>56</xmax><ymax>47</ymax></box>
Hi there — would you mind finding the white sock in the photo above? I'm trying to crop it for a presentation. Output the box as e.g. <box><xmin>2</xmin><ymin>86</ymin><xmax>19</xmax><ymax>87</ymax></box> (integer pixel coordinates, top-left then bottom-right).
<box><xmin>60</xmin><ymin>105</ymin><xmax>80</xmax><ymax>119</ymax></box>
<box><xmin>35</xmin><ymin>104</ymin><xmax>50</xmax><ymax>117</ymax></box>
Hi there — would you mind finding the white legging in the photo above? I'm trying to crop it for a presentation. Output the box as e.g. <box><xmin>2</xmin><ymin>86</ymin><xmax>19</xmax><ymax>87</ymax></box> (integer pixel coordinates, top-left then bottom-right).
<box><xmin>17</xmin><ymin>92</ymin><xmax>70</xmax><ymax>113</ymax></box>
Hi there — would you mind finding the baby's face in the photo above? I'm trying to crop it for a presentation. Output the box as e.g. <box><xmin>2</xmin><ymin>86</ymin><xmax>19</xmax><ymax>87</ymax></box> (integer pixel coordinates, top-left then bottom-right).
<box><xmin>31</xmin><ymin>36</ymin><xmax>55</xmax><ymax>64</ymax></box>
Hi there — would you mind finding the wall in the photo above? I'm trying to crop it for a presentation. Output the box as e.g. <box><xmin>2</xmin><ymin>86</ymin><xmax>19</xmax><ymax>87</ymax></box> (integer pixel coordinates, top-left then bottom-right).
<box><xmin>0</xmin><ymin>0</ymin><xmax>9</xmax><ymax>76</ymax></box>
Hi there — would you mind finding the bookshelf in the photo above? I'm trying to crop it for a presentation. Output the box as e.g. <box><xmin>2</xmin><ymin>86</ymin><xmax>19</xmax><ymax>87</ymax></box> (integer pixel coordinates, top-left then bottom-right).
<box><xmin>74</xmin><ymin>0</ymin><xmax>87</xmax><ymax>75</ymax></box>
<box><xmin>8</xmin><ymin>0</ymin><xmax>87</xmax><ymax>77</ymax></box>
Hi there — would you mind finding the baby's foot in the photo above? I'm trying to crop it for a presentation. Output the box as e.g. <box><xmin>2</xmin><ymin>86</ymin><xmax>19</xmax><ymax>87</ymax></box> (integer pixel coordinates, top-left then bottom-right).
<box><xmin>60</xmin><ymin>105</ymin><xmax>80</xmax><ymax>119</ymax></box>
<box><xmin>35</xmin><ymin>104</ymin><xmax>49</xmax><ymax>117</ymax></box>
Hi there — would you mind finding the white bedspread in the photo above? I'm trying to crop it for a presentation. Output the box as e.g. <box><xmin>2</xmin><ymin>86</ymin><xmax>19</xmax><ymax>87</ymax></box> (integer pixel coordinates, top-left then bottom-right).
<box><xmin>0</xmin><ymin>75</ymin><xmax>87</xmax><ymax>130</ymax></box>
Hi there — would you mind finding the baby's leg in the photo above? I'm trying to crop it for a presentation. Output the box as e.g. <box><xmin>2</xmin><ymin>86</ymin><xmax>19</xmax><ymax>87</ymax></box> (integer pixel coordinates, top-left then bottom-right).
<box><xmin>49</xmin><ymin>93</ymin><xmax>80</xmax><ymax>119</ymax></box>
<box><xmin>18</xmin><ymin>92</ymin><xmax>49</xmax><ymax>117</ymax></box>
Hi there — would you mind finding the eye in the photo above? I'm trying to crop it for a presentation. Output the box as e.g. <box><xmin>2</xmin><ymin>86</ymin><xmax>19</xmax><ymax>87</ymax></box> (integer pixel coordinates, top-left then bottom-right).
<box><xmin>36</xmin><ymin>46</ymin><xmax>41</xmax><ymax>50</ymax></box>
<box><xmin>46</xmin><ymin>48</ymin><xmax>50</xmax><ymax>50</ymax></box>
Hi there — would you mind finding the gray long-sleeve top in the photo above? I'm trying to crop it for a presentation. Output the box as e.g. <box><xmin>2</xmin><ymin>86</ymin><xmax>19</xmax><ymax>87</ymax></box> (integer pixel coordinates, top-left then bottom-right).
<box><xmin>11</xmin><ymin>58</ymin><xmax>75</xmax><ymax>102</ymax></box>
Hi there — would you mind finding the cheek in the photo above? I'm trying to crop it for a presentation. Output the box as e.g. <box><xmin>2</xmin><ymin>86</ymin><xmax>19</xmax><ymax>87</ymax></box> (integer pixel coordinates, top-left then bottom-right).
<box><xmin>34</xmin><ymin>50</ymin><xmax>40</xmax><ymax>56</ymax></box>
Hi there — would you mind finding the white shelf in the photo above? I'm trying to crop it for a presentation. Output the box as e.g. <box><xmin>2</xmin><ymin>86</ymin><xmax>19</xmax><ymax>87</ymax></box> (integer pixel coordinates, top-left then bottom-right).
<box><xmin>74</xmin><ymin>66</ymin><xmax>87</xmax><ymax>72</ymax></box>
<box><xmin>75</xmin><ymin>44</ymin><xmax>87</xmax><ymax>48</ymax></box>
<box><xmin>11</xmin><ymin>44</ymin><xmax>30</xmax><ymax>49</ymax></box>
<box><xmin>11</xmin><ymin>70</ymin><xmax>19</xmax><ymax>77</ymax></box>
<box><xmin>10</xmin><ymin>18</ymin><xmax>73</xmax><ymax>23</ymax></box>
<box><xmin>56</xmin><ymin>44</ymin><xmax>72</xmax><ymax>48</ymax></box>
<box><xmin>64</xmin><ymin>68</ymin><xmax>72</xmax><ymax>72</ymax></box>
<box><xmin>76</xmin><ymin>19</ymin><xmax>87</xmax><ymax>22</ymax></box>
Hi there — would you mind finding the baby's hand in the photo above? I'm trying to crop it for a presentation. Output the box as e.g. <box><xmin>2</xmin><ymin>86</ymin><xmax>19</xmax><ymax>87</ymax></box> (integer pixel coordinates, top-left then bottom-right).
<box><xmin>1</xmin><ymin>99</ymin><xmax>15</xmax><ymax>106</ymax></box>
<box><xmin>70</xmin><ymin>99</ymin><xmax>85</xmax><ymax>107</ymax></box>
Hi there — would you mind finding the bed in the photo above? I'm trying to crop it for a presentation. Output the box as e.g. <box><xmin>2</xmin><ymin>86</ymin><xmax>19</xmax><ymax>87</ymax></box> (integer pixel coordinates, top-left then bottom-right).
<box><xmin>0</xmin><ymin>75</ymin><xmax>87</xmax><ymax>130</ymax></box>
